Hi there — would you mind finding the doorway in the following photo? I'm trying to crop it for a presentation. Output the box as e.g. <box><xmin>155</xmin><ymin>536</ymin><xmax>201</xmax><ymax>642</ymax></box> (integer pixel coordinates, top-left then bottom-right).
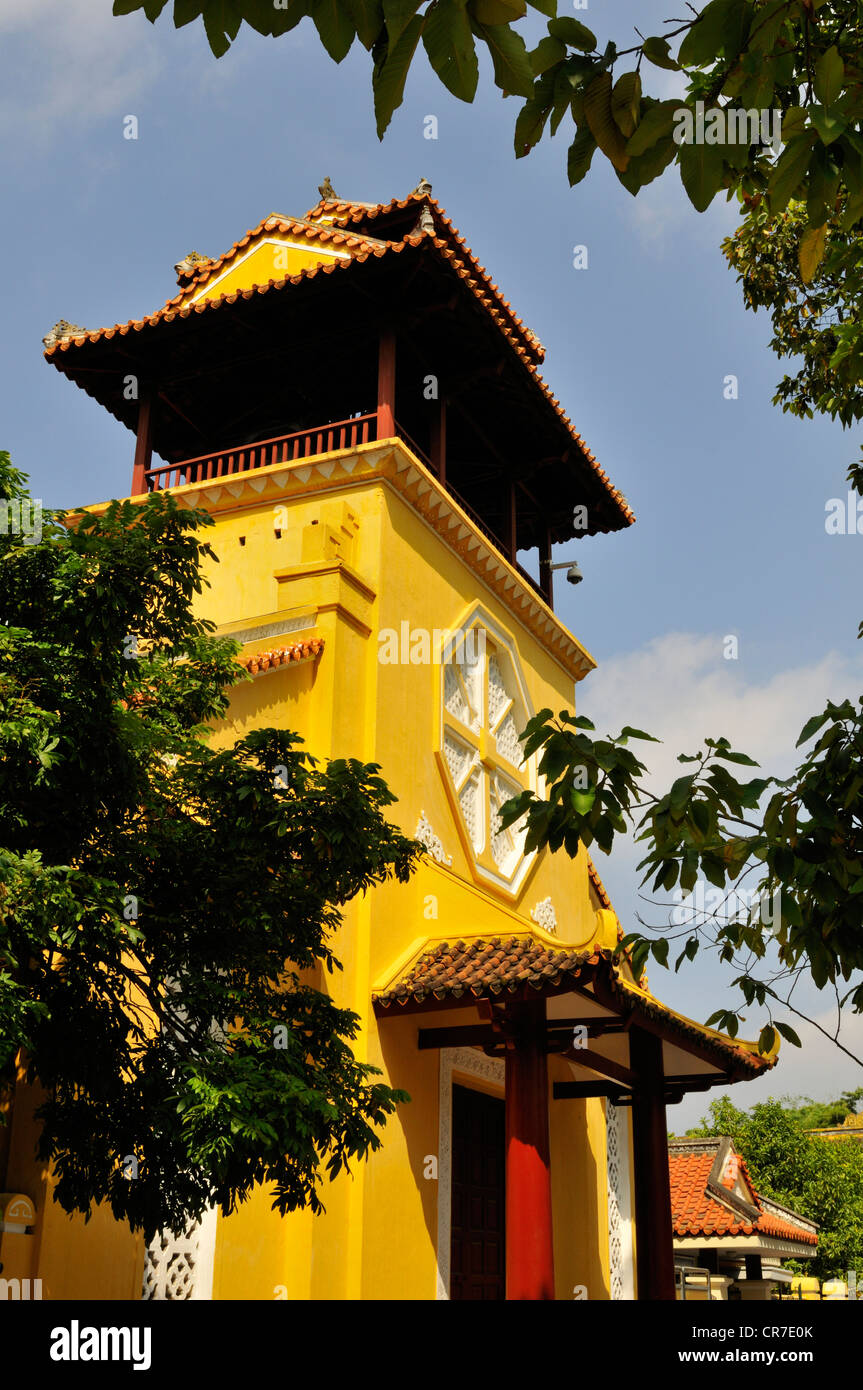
<box><xmin>450</xmin><ymin>1083</ymin><xmax>505</xmax><ymax>1300</ymax></box>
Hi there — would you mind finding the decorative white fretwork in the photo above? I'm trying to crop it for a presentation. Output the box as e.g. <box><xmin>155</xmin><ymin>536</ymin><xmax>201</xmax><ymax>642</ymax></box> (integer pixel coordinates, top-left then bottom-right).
<box><xmin>530</xmin><ymin>897</ymin><xmax>558</xmax><ymax>934</ymax></box>
<box><xmin>436</xmin><ymin>1047</ymin><xmax>505</xmax><ymax>1301</ymax></box>
<box><xmin>415</xmin><ymin>811</ymin><xmax>452</xmax><ymax>866</ymax></box>
<box><xmin>141</xmin><ymin>1208</ymin><xmax>218</xmax><ymax>1300</ymax></box>
<box><xmin>605</xmin><ymin>1103</ymin><xmax>635</xmax><ymax>1300</ymax></box>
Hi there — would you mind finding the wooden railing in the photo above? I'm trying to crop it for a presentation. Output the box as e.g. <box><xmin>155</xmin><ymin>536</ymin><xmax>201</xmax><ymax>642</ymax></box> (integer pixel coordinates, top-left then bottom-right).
<box><xmin>144</xmin><ymin>414</ymin><xmax>378</xmax><ymax>490</ymax></box>
<box><xmin>143</xmin><ymin>415</ymin><xmax>548</xmax><ymax>603</ymax></box>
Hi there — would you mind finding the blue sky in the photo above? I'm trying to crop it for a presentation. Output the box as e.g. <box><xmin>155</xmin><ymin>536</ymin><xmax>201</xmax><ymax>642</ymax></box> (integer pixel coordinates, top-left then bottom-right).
<box><xmin>2</xmin><ymin>0</ymin><xmax>862</xmax><ymax>1124</ymax></box>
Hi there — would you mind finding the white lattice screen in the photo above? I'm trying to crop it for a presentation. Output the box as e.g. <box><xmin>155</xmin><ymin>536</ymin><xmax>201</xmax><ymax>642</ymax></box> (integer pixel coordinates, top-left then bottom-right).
<box><xmin>141</xmin><ymin>1208</ymin><xmax>217</xmax><ymax>1300</ymax></box>
<box><xmin>605</xmin><ymin>1102</ymin><xmax>635</xmax><ymax>1300</ymax></box>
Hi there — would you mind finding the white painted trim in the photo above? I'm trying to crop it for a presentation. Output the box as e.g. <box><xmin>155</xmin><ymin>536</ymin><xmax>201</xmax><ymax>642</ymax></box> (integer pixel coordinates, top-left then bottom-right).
<box><xmin>436</xmin><ymin>1047</ymin><xmax>505</xmax><ymax>1300</ymax></box>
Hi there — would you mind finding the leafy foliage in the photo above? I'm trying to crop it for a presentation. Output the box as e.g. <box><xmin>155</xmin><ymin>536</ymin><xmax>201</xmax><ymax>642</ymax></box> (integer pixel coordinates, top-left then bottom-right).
<box><xmin>724</xmin><ymin>195</ymin><xmax>863</xmax><ymax>428</ymax></box>
<box><xmin>113</xmin><ymin>0</ymin><xmax>863</xmax><ymax>244</ymax></box>
<box><xmin>499</xmin><ymin>702</ymin><xmax>863</xmax><ymax>1057</ymax></box>
<box><xmin>0</xmin><ymin>453</ymin><xmax>420</xmax><ymax>1239</ymax></box>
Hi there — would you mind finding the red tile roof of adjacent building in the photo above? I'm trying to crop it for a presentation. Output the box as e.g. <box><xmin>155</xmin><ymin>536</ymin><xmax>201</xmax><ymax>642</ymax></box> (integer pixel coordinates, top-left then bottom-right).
<box><xmin>669</xmin><ymin>1147</ymin><xmax>817</xmax><ymax>1245</ymax></box>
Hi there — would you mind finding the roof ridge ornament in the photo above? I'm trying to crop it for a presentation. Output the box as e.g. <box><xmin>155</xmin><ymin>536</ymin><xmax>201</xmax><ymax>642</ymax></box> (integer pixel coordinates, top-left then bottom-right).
<box><xmin>411</xmin><ymin>177</ymin><xmax>432</xmax><ymax>198</ymax></box>
<box><xmin>174</xmin><ymin>251</ymin><xmax>211</xmax><ymax>285</ymax></box>
<box><xmin>318</xmin><ymin>176</ymin><xmax>338</xmax><ymax>201</ymax></box>
<box><xmin>42</xmin><ymin>320</ymin><xmax>88</xmax><ymax>349</ymax></box>
<box><xmin>411</xmin><ymin>203</ymin><xmax>436</xmax><ymax>236</ymax></box>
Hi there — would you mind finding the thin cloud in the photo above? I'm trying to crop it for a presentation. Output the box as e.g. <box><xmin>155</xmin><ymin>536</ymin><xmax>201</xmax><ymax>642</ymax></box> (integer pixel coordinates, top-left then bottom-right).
<box><xmin>0</xmin><ymin>0</ymin><xmax>161</xmax><ymax>140</ymax></box>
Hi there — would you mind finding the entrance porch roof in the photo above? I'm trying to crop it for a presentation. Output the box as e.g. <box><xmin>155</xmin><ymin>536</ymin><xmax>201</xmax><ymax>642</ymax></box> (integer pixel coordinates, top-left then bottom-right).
<box><xmin>372</xmin><ymin>933</ymin><xmax>776</xmax><ymax>1098</ymax></box>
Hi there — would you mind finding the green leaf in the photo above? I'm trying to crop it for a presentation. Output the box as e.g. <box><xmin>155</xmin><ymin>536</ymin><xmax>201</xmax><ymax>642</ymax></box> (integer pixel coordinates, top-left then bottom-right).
<box><xmin>809</xmin><ymin>105</ymin><xmax>846</xmax><ymax>147</ymax></box>
<box><xmin>373</xmin><ymin>12</ymin><xmax>424</xmax><ymax>137</ymax></box>
<box><xmin>814</xmin><ymin>45</ymin><xmax>844</xmax><ymax>107</ymax></box>
<box><xmin>641</xmin><ymin>36</ymin><xmax>679</xmax><ymax>71</ymax></box>
<box><xmin>780</xmin><ymin>106</ymin><xmax>806</xmax><ymax>139</ymax></box>
<box><xmin>704</xmin><ymin>1010</ymin><xmax>728</xmax><ymax>1028</ymax></box>
<box><xmin>715</xmin><ymin>748</ymin><xmax>758</xmax><ymax>766</ymax></box>
<box><xmin>174</xmin><ymin>0</ymin><xmax>205</xmax><ymax>24</ymax></box>
<box><xmin>774</xmin><ymin>1021</ymin><xmax>802</xmax><ymax>1047</ymax></box>
<box><xmin>382</xmin><ymin>0</ymin><xmax>421</xmax><ymax>47</ymax></box>
<box><xmin>567</xmin><ymin>125</ymin><xmax>596</xmax><ymax>184</ymax></box>
<box><xmin>651</xmin><ymin>938</ymin><xmax>670</xmax><ymax>967</ymax></box>
<box><xmin>570</xmin><ymin>786</ymin><xmax>596</xmax><ymax>815</ymax></box>
<box><xmin>758</xmin><ymin>1023</ymin><xmax>776</xmax><ymax>1054</ymax></box>
<box><xmin>311</xmin><ymin>0</ymin><xmax>357</xmax><ymax>61</ymax></box>
<box><xmin>678</xmin><ymin>0</ymin><xmax>750</xmax><ymax>69</ymax></box>
<box><xmin>202</xmin><ymin>0</ymin><xmax>241</xmax><ymax>54</ymax></box>
<box><xmin>625</xmin><ymin>99</ymin><xmax>680</xmax><ymax>157</ymax></box>
<box><xmin>547</xmin><ymin>17</ymin><xmax>596</xmax><ymax>51</ymax></box>
<box><xmin>618</xmin><ymin>725</ymin><xmax>660</xmax><ymax>742</ymax></box>
<box><xmin>423</xmin><ymin>0</ymin><xmax>479</xmax><ymax>102</ymax></box>
<box><xmin>767</xmin><ymin>132</ymin><xmax>817</xmax><ymax>213</ymax></box>
<box><xmin>670</xmin><ymin>774</ymin><xmax>696</xmax><ymax>811</ymax></box>
<box><xmin>691</xmin><ymin>800</ymin><xmax>710</xmax><ymax>835</ymax></box>
<box><xmin>608</xmin><ymin>135</ymin><xmax>675</xmax><ymax>195</ymax></box>
<box><xmin>796</xmin><ymin>710</ymin><xmax>830</xmax><ymax>748</ymax></box>
<box><xmin>677</xmin><ymin>138</ymin><xmax>726</xmax><ymax>211</ymax></box>
<box><xmin>476</xmin><ymin>22</ymin><xmax>534</xmax><ymax>96</ymax></box>
<box><xmin>342</xmin><ymin>0</ymin><xmax>383</xmax><ymax>46</ymax></box>
<box><xmin>468</xmin><ymin>0</ymin><xmax>526</xmax><ymax>22</ymax></box>
<box><xmin>516</xmin><ymin>98</ymin><xmax>550</xmax><ymax>156</ymax></box>
<box><xmin>611</xmin><ymin>71</ymin><xmax>641</xmax><ymax>138</ymax></box>
<box><xmin>529</xmin><ymin>35</ymin><xmax>565</xmax><ymax>75</ymax></box>
<box><xmin>842</xmin><ymin>190</ymin><xmax>863</xmax><ymax>230</ymax></box>
<box><xmin>583</xmin><ymin>71</ymin><xmax>629</xmax><ymax>172</ymax></box>
<box><xmin>525</xmin><ymin>0</ymin><xmax>556</xmax><ymax>16</ymax></box>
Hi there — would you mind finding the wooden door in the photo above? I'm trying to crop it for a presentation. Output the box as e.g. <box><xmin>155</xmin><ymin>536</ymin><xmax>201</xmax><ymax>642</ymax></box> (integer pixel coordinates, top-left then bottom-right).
<box><xmin>450</xmin><ymin>1083</ymin><xmax>505</xmax><ymax>1300</ymax></box>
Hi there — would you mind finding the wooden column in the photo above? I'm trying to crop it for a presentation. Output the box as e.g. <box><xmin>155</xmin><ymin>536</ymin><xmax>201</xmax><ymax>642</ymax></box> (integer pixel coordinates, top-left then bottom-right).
<box><xmin>630</xmin><ymin>1026</ymin><xmax>676</xmax><ymax>1300</ymax></box>
<box><xmin>376</xmin><ymin>326</ymin><xmax>396</xmax><ymax>440</ymax></box>
<box><xmin>131</xmin><ymin>388</ymin><xmax>153</xmax><ymax>495</ymax></box>
<box><xmin>430</xmin><ymin>396</ymin><xmax>446</xmax><ymax>483</ymax></box>
<box><xmin>505</xmin><ymin>999</ymin><xmax>555</xmax><ymax>1300</ymax></box>
<box><xmin>539</xmin><ymin>527</ymin><xmax>553</xmax><ymax>606</ymax></box>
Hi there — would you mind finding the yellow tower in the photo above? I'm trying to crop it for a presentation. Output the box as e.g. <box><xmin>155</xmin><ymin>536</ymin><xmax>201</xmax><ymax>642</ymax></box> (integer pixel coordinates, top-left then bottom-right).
<box><xmin>5</xmin><ymin>184</ymin><xmax>775</xmax><ymax>1303</ymax></box>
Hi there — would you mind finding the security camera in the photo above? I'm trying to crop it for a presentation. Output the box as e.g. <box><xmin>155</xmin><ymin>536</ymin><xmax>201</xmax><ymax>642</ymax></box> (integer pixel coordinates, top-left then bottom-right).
<box><xmin>566</xmin><ymin>563</ymin><xmax>583</xmax><ymax>586</ymax></box>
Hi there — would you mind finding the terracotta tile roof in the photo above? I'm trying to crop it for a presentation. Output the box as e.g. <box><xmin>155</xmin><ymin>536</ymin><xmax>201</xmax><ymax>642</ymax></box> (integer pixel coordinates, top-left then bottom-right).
<box><xmin>238</xmin><ymin>637</ymin><xmax>323</xmax><ymax>675</ymax></box>
<box><xmin>669</xmin><ymin>1148</ymin><xmax>817</xmax><ymax>1245</ymax></box>
<box><xmin>306</xmin><ymin>192</ymin><xmax>545</xmax><ymax>363</ymax></box>
<box><xmin>43</xmin><ymin>191</ymin><xmax>634</xmax><ymax>532</ymax></box>
<box><xmin>608</xmin><ymin>976</ymin><xmax>774</xmax><ymax>1075</ymax></box>
<box><xmin>374</xmin><ymin>936</ymin><xmax>603</xmax><ymax>1007</ymax></box>
<box><xmin>373</xmin><ymin>936</ymin><xmax>774</xmax><ymax>1079</ymax></box>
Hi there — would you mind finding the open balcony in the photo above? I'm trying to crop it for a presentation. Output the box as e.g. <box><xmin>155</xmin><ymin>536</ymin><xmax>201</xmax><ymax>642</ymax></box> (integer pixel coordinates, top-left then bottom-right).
<box><xmin>142</xmin><ymin>412</ymin><xmax>552</xmax><ymax>606</ymax></box>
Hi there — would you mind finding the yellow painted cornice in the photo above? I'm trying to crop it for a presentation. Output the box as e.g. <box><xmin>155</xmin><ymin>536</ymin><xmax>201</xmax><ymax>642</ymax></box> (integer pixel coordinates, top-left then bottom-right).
<box><xmin>154</xmin><ymin>438</ymin><xmax>596</xmax><ymax>683</ymax></box>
